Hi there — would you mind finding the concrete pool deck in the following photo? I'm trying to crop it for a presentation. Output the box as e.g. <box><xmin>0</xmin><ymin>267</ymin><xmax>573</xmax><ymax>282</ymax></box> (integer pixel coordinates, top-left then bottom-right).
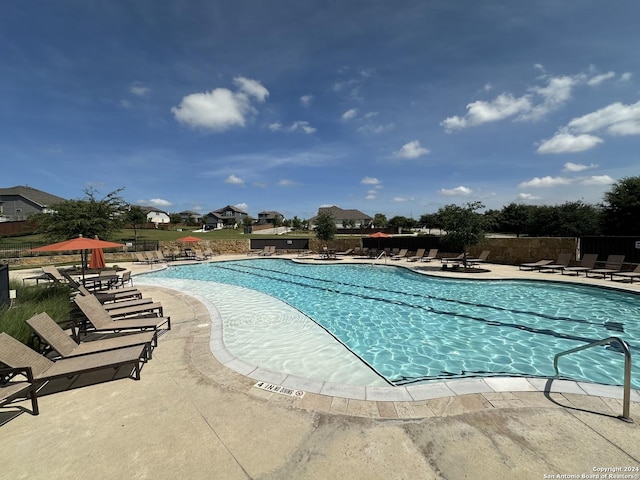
<box><xmin>3</xmin><ymin>257</ymin><xmax>640</xmax><ymax>479</ymax></box>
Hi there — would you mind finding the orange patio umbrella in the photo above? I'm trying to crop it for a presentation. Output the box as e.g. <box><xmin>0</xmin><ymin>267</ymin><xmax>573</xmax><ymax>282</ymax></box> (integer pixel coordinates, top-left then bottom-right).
<box><xmin>31</xmin><ymin>235</ymin><xmax>124</xmax><ymax>282</ymax></box>
<box><xmin>369</xmin><ymin>231</ymin><xmax>391</xmax><ymax>250</ymax></box>
<box><xmin>177</xmin><ymin>235</ymin><xmax>201</xmax><ymax>243</ymax></box>
<box><xmin>89</xmin><ymin>246</ymin><xmax>106</xmax><ymax>270</ymax></box>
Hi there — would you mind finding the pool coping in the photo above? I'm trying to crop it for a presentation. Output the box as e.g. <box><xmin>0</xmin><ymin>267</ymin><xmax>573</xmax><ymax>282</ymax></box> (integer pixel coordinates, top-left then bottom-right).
<box><xmin>134</xmin><ymin>257</ymin><xmax>640</xmax><ymax>410</ymax></box>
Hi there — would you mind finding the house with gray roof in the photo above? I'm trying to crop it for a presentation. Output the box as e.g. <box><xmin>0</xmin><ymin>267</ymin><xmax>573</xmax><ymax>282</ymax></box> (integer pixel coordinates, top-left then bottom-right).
<box><xmin>204</xmin><ymin>205</ymin><xmax>248</xmax><ymax>228</ymax></box>
<box><xmin>0</xmin><ymin>185</ymin><xmax>66</xmax><ymax>222</ymax></box>
<box><xmin>310</xmin><ymin>206</ymin><xmax>372</xmax><ymax>228</ymax></box>
<box><xmin>257</xmin><ymin>210</ymin><xmax>285</xmax><ymax>225</ymax></box>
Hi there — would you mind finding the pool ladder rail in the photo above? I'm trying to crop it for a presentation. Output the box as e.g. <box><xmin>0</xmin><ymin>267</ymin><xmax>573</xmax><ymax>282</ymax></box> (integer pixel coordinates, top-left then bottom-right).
<box><xmin>554</xmin><ymin>336</ymin><xmax>633</xmax><ymax>423</ymax></box>
<box><xmin>372</xmin><ymin>251</ymin><xmax>387</xmax><ymax>266</ymax></box>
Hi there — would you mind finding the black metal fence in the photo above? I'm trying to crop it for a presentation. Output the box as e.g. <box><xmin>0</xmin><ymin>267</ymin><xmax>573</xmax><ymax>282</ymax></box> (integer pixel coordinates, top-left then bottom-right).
<box><xmin>250</xmin><ymin>238</ymin><xmax>309</xmax><ymax>251</ymax></box>
<box><xmin>0</xmin><ymin>265</ymin><xmax>8</xmax><ymax>308</ymax></box>
<box><xmin>0</xmin><ymin>240</ymin><xmax>159</xmax><ymax>259</ymax></box>
<box><xmin>361</xmin><ymin>236</ymin><xmax>442</xmax><ymax>252</ymax></box>
<box><xmin>579</xmin><ymin>236</ymin><xmax>640</xmax><ymax>265</ymax></box>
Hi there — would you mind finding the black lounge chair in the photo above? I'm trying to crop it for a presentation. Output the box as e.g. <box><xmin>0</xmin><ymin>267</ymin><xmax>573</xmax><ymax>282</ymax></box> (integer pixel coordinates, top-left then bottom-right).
<box><xmin>539</xmin><ymin>252</ymin><xmax>572</xmax><ymax>273</ymax></box>
<box><xmin>1</xmin><ymin>367</ymin><xmax>39</xmax><ymax>416</ymax></box>
<box><xmin>562</xmin><ymin>253</ymin><xmax>598</xmax><ymax>276</ymax></box>
<box><xmin>27</xmin><ymin>312</ymin><xmax>156</xmax><ymax>359</ymax></box>
<box><xmin>0</xmin><ymin>333</ymin><xmax>148</xmax><ymax>389</ymax></box>
<box><xmin>610</xmin><ymin>263</ymin><xmax>640</xmax><ymax>283</ymax></box>
<box><xmin>585</xmin><ymin>254</ymin><xmax>625</xmax><ymax>279</ymax></box>
<box><xmin>519</xmin><ymin>259</ymin><xmax>554</xmax><ymax>271</ymax></box>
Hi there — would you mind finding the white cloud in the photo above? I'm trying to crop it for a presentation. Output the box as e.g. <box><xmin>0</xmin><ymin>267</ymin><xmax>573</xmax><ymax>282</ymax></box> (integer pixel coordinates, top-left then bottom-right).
<box><xmin>130</xmin><ymin>84</ymin><xmax>150</xmax><ymax>96</ymax></box>
<box><xmin>233</xmin><ymin>76</ymin><xmax>269</xmax><ymax>102</ymax></box>
<box><xmin>365</xmin><ymin>193</ymin><xmax>377</xmax><ymax>200</ymax></box>
<box><xmin>119</xmin><ymin>99</ymin><xmax>132</xmax><ymax>109</ymax></box>
<box><xmin>171</xmin><ymin>77</ymin><xmax>268</xmax><ymax>132</ymax></box>
<box><xmin>518</xmin><ymin>176</ymin><xmax>572</xmax><ymax>188</ymax></box>
<box><xmin>535</xmin><ymin>100</ymin><xmax>640</xmax><ymax>154</ymax></box>
<box><xmin>392</xmin><ymin>197</ymin><xmax>410</xmax><ymax>202</ymax></box>
<box><xmin>580</xmin><ymin>175</ymin><xmax>614</xmax><ymax>186</ymax></box>
<box><xmin>394</xmin><ymin>140</ymin><xmax>430</xmax><ymax>159</ymax></box>
<box><xmin>300</xmin><ymin>95</ymin><xmax>313</xmax><ymax>107</ymax></box>
<box><xmin>562</xmin><ymin>162</ymin><xmax>598</xmax><ymax>172</ymax></box>
<box><xmin>278</xmin><ymin>179</ymin><xmax>298</xmax><ymax>186</ymax></box>
<box><xmin>225</xmin><ymin>174</ymin><xmax>245</xmax><ymax>185</ymax></box>
<box><xmin>342</xmin><ymin>108</ymin><xmax>358</xmax><ymax>120</ymax></box>
<box><xmin>566</xmin><ymin>101</ymin><xmax>640</xmax><ymax>136</ymax></box>
<box><xmin>537</xmin><ymin>132</ymin><xmax>604</xmax><ymax>154</ymax></box>
<box><xmin>442</xmin><ymin>69</ymin><xmax>625</xmax><ymax>132</ymax></box>
<box><xmin>357</xmin><ymin>123</ymin><xmax>395</xmax><ymax>134</ymax></box>
<box><xmin>361</xmin><ymin>177</ymin><xmax>380</xmax><ymax>185</ymax></box>
<box><xmin>438</xmin><ymin>186</ymin><xmax>472</xmax><ymax>196</ymax></box>
<box><xmin>442</xmin><ymin>93</ymin><xmax>531</xmax><ymax>131</ymax></box>
<box><xmin>518</xmin><ymin>193</ymin><xmax>541</xmax><ymax>200</ymax></box>
<box><xmin>620</xmin><ymin>72</ymin><xmax>632</xmax><ymax>82</ymax></box>
<box><xmin>270</xmin><ymin>121</ymin><xmax>316</xmax><ymax>134</ymax></box>
<box><xmin>138</xmin><ymin>198</ymin><xmax>172</xmax><ymax>207</ymax></box>
<box><xmin>234</xmin><ymin>202</ymin><xmax>248</xmax><ymax>212</ymax></box>
<box><xmin>587</xmin><ymin>71</ymin><xmax>615</xmax><ymax>86</ymax></box>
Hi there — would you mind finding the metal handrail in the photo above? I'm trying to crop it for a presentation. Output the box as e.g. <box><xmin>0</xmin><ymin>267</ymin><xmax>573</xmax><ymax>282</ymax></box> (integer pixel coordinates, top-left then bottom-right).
<box><xmin>372</xmin><ymin>251</ymin><xmax>387</xmax><ymax>265</ymax></box>
<box><xmin>553</xmin><ymin>336</ymin><xmax>633</xmax><ymax>422</ymax></box>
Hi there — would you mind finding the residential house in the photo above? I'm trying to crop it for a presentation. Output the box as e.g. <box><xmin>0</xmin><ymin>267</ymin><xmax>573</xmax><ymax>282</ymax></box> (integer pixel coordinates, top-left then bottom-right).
<box><xmin>310</xmin><ymin>206</ymin><xmax>372</xmax><ymax>229</ymax></box>
<box><xmin>178</xmin><ymin>210</ymin><xmax>203</xmax><ymax>224</ymax></box>
<box><xmin>0</xmin><ymin>185</ymin><xmax>66</xmax><ymax>222</ymax></box>
<box><xmin>205</xmin><ymin>205</ymin><xmax>248</xmax><ymax>228</ymax></box>
<box><xmin>257</xmin><ymin>210</ymin><xmax>285</xmax><ymax>225</ymax></box>
<box><xmin>137</xmin><ymin>206</ymin><xmax>170</xmax><ymax>226</ymax></box>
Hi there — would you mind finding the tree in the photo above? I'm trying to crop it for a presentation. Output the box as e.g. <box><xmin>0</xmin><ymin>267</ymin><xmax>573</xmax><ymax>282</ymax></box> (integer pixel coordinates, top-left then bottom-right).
<box><xmin>290</xmin><ymin>216</ymin><xmax>303</xmax><ymax>230</ymax></box>
<box><xmin>125</xmin><ymin>206</ymin><xmax>148</xmax><ymax>244</ymax></box>
<box><xmin>372</xmin><ymin>213</ymin><xmax>388</xmax><ymax>228</ymax></box>
<box><xmin>499</xmin><ymin>203</ymin><xmax>531</xmax><ymax>237</ymax></box>
<box><xmin>272</xmin><ymin>215</ymin><xmax>283</xmax><ymax>233</ymax></box>
<box><xmin>314</xmin><ymin>211</ymin><xmax>337</xmax><ymax>246</ymax></box>
<box><xmin>33</xmin><ymin>187</ymin><xmax>127</xmax><ymax>241</ymax></box>
<box><xmin>169</xmin><ymin>213</ymin><xmax>183</xmax><ymax>225</ymax></box>
<box><xmin>601</xmin><ymin>176</ymin><xmax>640</xmax><ymax>235</ymax></box>
<box><xmin>437</xmin><ymin>201</ymin><xmax>487</xmax><ymax>267</ymax></box>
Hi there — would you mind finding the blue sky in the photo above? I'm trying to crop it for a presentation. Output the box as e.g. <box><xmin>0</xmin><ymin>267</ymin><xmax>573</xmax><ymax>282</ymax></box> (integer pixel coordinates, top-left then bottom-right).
<box><xmin>2</xmin><ymin>1</ymin><xmax>639</xmax><ymax>221</ymax></box>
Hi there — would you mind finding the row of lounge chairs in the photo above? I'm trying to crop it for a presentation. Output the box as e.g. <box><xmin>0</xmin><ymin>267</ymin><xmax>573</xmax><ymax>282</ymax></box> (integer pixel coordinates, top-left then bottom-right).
<box><xmin>1</xmin><ymin>266</ymin><xmax>170</xmax><ymax>419</ymax></box>
<box><xmin>520</xmin><ymin>253</ymin><xmax>640</xmax><ymax>282</ymax></box>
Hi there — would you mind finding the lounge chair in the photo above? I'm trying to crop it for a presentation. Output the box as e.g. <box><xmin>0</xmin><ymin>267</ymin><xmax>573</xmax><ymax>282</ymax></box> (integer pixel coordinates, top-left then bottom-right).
<box><xmin>391</xmin><ymin>249</ymin><xmax>408</xmax><ymax>260</ymax></box>
<box><xmin>258</xmin><ymin>246</ymin><xmax>275</xmax><ymax>256</ymax></box>
<box><xmin>135</xmin><ymin>252</ymin><xmax>153</xmax><ymax>264</ymax></box>
<box><xmin>27</xmin><ymin>312</ymin><xmax>157</xmax><ymax>358</ymax></box>
<box><xmin>519</xmin><ymin>259</ymin><xmax>554</xmax><ymax>271</ymax></box>
<box><xmin>441</xmin><ymin>253</ymin><xmax>465</xmax><ymax>264</ymax></box>
<box><xmin>562</xmin><ymin>253</ymin><xmax>598</xmax><ymax>276</ymax></box>
<box><xmin>467</xmin><ymin>250</ymin><xmax>491</xmax><ymax>267</ymax></box>
<box><xmin>76</xmin><ymin>283</ymin><xmax>142</xmax><ymax>304</ymax></box>
<box><xmin>73</xmin><ymin>294</ymin><xmax>171</xmax><ymax>338</ymax></box>
<box><xmin>336</xmin><ymin>248</ymin><xmax>354</xmax><ymax>256</ymax></box>
<box><xmin>421</xmin><ymin>249</ymin><xmax>439</xmax><ymax>262</ymax></box>
<box><xmin>1</xmin><ymin>367</ymin><xmax>39</xmax><ymax>416</ymax></box>
<box><xmin>585</xmin><ymin>254</ymin><xmax>626</xmax><ymax>279</ymax></box>
<box><xmin>407</xmin><ymin>248</ymin><xmax>425</xmax><ymax>262</ymax></box>
<box><xmin>0</xmin><ymin>333</ymin><xmax>148</xmax><ymax>388</ymax></box>
<box><xmin>610</xmin><ymin>264</ymin><xmax>640</xmax><ymax>283</ymax></box>
<box><xmin>41</xmin><ymin>265</ymin><xmax>71</xmax><ymax>284</ymax></box>
<box><xmin>111</xmin><ymin>270</ymin><xmax>134</xmax><ymax>288</ymax></box>
<box><xmin>538</xmin><ymin>252</ymin><xmax>572</xmax><ymax>273</ymax></box>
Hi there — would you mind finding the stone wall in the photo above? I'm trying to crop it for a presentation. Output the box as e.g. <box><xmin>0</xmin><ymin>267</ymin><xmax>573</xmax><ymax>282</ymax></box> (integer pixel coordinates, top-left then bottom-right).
<box><xmin>468</xmin><ymin>237</ymin><xmax>578</xmax><ymax>265</ymax></box>
<box><xmin>10</xmin><ymin>237</ymin><xmax>579</xmax><ymax>268</ymax></box>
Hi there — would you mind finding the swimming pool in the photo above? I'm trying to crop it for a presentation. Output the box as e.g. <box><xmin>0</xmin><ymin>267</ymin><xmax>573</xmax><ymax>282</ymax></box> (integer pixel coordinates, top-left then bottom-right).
<box><xmin>140</xmin><ymin>259</ymin><xmax>640</xmax><ymax>389</ymax></box>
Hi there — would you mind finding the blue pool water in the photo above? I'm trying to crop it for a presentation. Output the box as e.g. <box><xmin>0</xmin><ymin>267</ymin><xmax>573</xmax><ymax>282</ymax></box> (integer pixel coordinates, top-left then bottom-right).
<box><xmin>144</xmin><ymin>259</ymin><xmax>640</xmax><ymax>388</ymax></box>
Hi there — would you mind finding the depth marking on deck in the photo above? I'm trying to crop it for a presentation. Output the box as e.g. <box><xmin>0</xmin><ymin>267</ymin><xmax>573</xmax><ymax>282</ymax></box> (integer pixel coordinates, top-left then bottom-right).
<box><xmin>254</xmin><ymin>382</ymin><xmax>305</xmax><ymax>398</ymax></box>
